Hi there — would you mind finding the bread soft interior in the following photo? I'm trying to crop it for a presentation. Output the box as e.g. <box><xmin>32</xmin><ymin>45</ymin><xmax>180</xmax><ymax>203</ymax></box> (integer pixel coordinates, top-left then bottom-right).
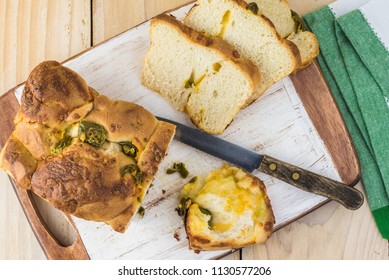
<box><xmin>184</xmin><ymin>0</ymin><xmax>300</xmax><ymax>105</ymax></box>
<box><xmin>142</xmin><ymin>14</ymin><xmax>260</xmax><ymax>134</ymax></box>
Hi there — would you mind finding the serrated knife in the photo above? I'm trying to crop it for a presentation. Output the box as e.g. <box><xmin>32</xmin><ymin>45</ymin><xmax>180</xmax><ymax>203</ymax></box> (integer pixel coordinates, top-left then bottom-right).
<box><xmin>158</xmin><ymin>117</ymin><xmax>364</xmax><ymax>210</ymax></box>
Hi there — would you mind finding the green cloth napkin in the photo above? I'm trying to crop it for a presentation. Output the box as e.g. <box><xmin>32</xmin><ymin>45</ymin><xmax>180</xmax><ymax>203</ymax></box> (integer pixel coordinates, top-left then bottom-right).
<box><xmin>304</xmin><ymin>1</ymin><xmax>389</xmax><ymax>239</ymax></box>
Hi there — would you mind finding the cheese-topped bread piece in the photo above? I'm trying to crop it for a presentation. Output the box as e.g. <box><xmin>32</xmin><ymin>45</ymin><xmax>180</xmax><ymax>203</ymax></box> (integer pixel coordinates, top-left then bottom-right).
<box><xmin>184</xmin><ymin>0</ymin><xmax>300</xmax><ymax>106</ymax></box>
<box><xmin>178</xmin><ymin>165</ymin><xmax>275</xmax><ymax>251</ymax></box>
<box><xmin>0</xmin><ymin>61</ymin><xmax>176</xmax><ymax>233</ymax></box>
<box><xmin>142</xmin><ymin>14</ymin><xmax>261</xmax><ymax>134</ymax></box>
<box><xmin>250</xmin><ymin>0</ymin><xmax>319</xmax><ymax>68</ymax></box>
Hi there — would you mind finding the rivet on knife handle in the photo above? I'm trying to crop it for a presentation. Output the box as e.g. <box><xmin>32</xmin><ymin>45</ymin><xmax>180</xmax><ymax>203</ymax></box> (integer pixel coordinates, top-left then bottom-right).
<box><xmin>257</xmin><ymin>155</ymin><xmax>364</xmax><ymax>210</ymax></box>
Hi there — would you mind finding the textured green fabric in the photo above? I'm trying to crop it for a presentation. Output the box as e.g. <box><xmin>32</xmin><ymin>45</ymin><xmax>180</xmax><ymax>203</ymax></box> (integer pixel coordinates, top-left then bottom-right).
<box><xmin>337</xmin><ymin>11</ymin><xmax>389</xmax><ymax>194</ymax></box>
<box><xmin>304</xmin><ymin>8</ymin><xmax>373</xmax><ymax>153</ymax></box>
<box><xmin>305</xmin><ymin>7</ymin><xmax>389</xmax><ymax>239</ymax></box>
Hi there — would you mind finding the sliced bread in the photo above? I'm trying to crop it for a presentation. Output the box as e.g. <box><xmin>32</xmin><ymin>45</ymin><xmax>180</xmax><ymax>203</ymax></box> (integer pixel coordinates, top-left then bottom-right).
<box><xmin>287</xmin><ymin>30</ymin><xmax>319</xmax><ymax>69</ymax></box>
<box><xmin>250</xmin><ymin>0</ymin><xmax>319</xmax><ymax>68</ymax></box>
<box><xmin>142</xmin><ymin>14</ymin><xmax>261</xmax><ymax>134</ymax></box>
<box><xmin>184</xmin><ymin>0</ymin><xmax>300</xmax><ymax>106</ymax></box>
<box><xmin>178</xmin><ymin>165</ymin><xmax>275</xmax><ymax>251</ymax></box>
<box><xmin>252</xmin><ymin>0</ymin><xmax>295</xmax><ymax>38</ymax></box>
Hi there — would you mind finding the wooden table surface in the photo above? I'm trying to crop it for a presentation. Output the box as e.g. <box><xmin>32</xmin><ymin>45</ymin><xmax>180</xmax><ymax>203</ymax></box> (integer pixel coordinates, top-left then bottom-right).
<box><xmin>0</xmin><ymin>0</ymin><xmax>387</xmax><ymax>260</ymax></box>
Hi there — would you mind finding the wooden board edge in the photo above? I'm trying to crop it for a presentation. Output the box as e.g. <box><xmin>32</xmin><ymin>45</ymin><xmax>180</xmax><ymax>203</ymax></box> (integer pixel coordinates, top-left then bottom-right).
<box><xmin>290</xmin><ymin>60</ymin><xmax>361</xmax><ymax>186</ymax></box>
<box><xmin>61</xmin><ymin>1</ymin><xmax>197</xmax><ymax>67</ymax></box>
<box><xmin>10</xmin><ymin>179</ymin><xmax>90</xmax><ymax>260</ymax></box>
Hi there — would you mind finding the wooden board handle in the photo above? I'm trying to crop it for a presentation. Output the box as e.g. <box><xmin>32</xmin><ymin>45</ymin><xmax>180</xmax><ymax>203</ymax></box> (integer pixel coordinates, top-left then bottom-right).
<box><xmin>11</xmin><ymin>181</ymin><xmax>90</xmax><ymax>259</ymax></box>
<box><xmin>290</xmin><ymin>60</ymin><xmax>360</xmax><ymax>186</ymax></box>
<box><xmin>258</xmin><ymin>155</ymin><xmax>364</xmax><ymax>210</ymax></box>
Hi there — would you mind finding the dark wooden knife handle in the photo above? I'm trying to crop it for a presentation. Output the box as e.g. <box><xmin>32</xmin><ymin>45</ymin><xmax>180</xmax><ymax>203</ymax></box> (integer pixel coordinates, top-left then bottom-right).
<box><xmin>258</xmin><ymin>155</ymin><xmax>364</xmax><ymax>210</ymax></box>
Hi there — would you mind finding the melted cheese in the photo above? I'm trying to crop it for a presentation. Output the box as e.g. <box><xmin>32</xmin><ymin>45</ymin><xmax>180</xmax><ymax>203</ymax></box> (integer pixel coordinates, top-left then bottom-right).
<box><xmin>217</xmin><ymin>10</ymin><xmax>231</xmax><ymax>39</ymax></box>
<box><xmin>181</xmin><ymin>165</ymin><xmax>262</xmax><ymax>233</ymax></box>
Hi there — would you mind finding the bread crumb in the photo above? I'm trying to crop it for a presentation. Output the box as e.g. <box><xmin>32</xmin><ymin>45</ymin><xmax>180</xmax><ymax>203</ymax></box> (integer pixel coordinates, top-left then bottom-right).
<box><xmin>173</xmin><ymin>229</ymin><xmax>180</xmax><ymax>241</ymax></box>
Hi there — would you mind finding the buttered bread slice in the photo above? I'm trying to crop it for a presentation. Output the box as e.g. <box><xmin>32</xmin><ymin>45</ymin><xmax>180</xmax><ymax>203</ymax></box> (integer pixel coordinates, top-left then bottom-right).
<box><xmin>184</xmin><ymin>0</ymin><xmax>300</xmax><ymax>106</ymax></box>
<box><xmin>178</xmin><ymin>165</ymin><xmax>275</xmax><ymax>251</ymax></box>
<box><xmin>142</xmin><ymin>14</ymin><xmax>261</xmax><ymax>134</ymax></box>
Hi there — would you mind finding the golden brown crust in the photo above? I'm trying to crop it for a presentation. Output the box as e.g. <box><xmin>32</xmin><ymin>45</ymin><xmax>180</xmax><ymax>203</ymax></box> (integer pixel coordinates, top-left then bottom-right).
<box><xmin>20</xmin><ymin>61</ymin><xmax>95</xmax><ymax>128</ymax></box>
<box><xmin>13</xmin><ymin>120</ymin><xmax>60</xmax><ymax>160</ymax></box>
<box><xmin>283</xmin><ymin>39</ymin><xmax>302</xmax><ymax>72</ymax></box>
<box><xmin>0</xmin><ymin>61</ymin><xmax>176</xmax><ymax>232</ymax></box>
<box><xmin>232</xmin><ymin>0</ymin><xmax>249</xmax><ymax>9</ymax></box>
<box><xmin>289</xmin><ymin>31</ymin><xmax>319</xmax><ymax>70</ymax></box>
<box><xmin>83</xmin><ymin>95</ymin><xmax>159</xmax><ymax>150</ymax></box>
<box><xmin>30</xmin><ymin>140</ymin><xmax>138</xmax><ymax>220</ymax></box>
<box><xmin>107</xmin><ymin>121</ymin><xmax>176</xmax><ymax>232</ymax></box>
<box><xmin>152</xmin><ymin>14</ymin><xmax>261</xmax><ymax>91</ymax></box>
<box><xmin>0</xmin><ymin>135</ymin><xmax>37</xmax><ymax>190</ymax></box>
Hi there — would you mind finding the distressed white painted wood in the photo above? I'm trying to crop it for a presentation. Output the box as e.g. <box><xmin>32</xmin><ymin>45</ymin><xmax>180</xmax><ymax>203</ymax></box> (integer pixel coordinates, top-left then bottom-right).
<box><xmin>13</xmin><ymin>4</ymin><xmax>340</xmax><ymax>260</ymax></box>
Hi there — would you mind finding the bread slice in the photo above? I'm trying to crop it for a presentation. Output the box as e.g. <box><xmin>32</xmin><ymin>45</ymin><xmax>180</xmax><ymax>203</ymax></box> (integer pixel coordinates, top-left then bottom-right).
<box><xmin>142</xmin><ymin>14</ymin><xmax>261</xmax><ymax>134</ymax></box>
<box><xmin>250</xmin><ymin>0</ymin><xmax>319</xmax><ymax>68</ymax></box>
<box><xmin>178</xmin><ymin>165</ymin><xmax>275</xmax><ymax>251</ymax></box>
<box><xmin>0</xmin><ymin>61</ymin><xmax>176</xmax><ymax>233</ymax></box>
<box><xmin>251</xmin><ymin>0</ymin><xmax>295</xmax><ymax>38</ymax></box>
<box><xmin>184</xmin><ymin>0</ymin><xmax>300</xmax><ymax>106</ymax></box>
<box><xmin>287</xmin><ymin>30</ymin><xmax>319</xmax><ymax>69</ymax></box>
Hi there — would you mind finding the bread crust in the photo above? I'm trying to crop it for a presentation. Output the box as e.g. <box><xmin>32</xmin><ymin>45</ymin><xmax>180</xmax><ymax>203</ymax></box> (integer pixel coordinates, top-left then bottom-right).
<box><xmin>0</xmin><ymin>61</ymin><xmax>176</xmax><ymax>232</ymax></box>
<box><xmin>19</xmin><ymin>61</ymin><xmax>95</xmax><ymax>128</ymax></box>
<box><xmin>83</xmin><ymin>95</ymin><xmax>159</xmax><ymax>150</ymax></box>
<box><xmin>0</xmin><ymin>135</ymin><xmax>37</xmax><ymax>190</ymax></box>
<box><xmin>288</xmin><ymin>31</ymin><xmax>319</xmax><ymax>70</ymax></box>
<box><xmin>284</xmin><ymin>38</ymin><xmax>302</xmax><ymax>72</ymax></box>
<box><xmin>151</xmin><ymin>14</ymin><xmax>262</xmax><ymax>92</ymax></box>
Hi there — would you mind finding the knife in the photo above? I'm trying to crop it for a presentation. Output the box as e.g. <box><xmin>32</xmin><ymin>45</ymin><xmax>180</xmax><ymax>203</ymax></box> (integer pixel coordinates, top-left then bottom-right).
<box><xmin>158</xmin><ymin>117</ymin><xmax>364</xmax><ymax>210</ymax></box>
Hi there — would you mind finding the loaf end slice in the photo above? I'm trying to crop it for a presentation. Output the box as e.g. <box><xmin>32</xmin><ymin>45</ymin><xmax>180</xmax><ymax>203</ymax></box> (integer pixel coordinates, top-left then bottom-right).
<box><xmin>251</xmin><ymin>0</ymin><xmax>319</xmax><ymax>69</ymax></box>
<box><xmin>287</xmin><ymin>31</ymin><xmax>319</xmax><ymax>69</ymax></box>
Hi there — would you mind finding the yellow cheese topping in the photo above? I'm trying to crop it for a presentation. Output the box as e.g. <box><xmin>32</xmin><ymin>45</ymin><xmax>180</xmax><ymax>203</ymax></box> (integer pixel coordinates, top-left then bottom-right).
<box><xmin>180</xmin><ymin>165</ymin><xmax>263</xmax><ymax>233</ymax></box>
<box><xmin>217</xmin><ymin>10</ymin><xmax>231</xmax><ymax>39</ymax></box>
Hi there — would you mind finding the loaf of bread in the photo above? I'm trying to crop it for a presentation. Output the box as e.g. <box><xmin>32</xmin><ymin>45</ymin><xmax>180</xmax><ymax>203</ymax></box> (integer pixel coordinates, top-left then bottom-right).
<box><xmin>250</xmin><ymin>0</ymin><xmax>319</xmax><ymax>69</ymax></box>
<box><xmin>0</xmin><ymin>61</ymin><xmax>176</xmax><ymax>232</ymax></box>
<box><xmin>184</xmin><ymin>0</ymin><xmax>300</xmax><ymax>106</ymax></box>
<box><xmin>142</xmin><ymin>14</ymin><xmax>261</xmax><ymax>134</ymax></box>
<box><xmin>178</xmin><ymin>165</ymin><xmax>275</xmax><ymax>251</ymax></box>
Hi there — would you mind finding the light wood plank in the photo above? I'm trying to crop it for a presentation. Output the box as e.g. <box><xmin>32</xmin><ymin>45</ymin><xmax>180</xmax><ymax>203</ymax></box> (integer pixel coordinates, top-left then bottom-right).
<box><xmin>243</xmin><ymin>183</ymin><xmax>388</xmax><ymax>259</ymax></box>
<box><xmin>0</xmin><ymin>0</ymin><xmax>91</xmax><ymax>260</ymax></box>
<box><xmin>92</xmin><ymin>0</ymin><xmax>192</xmax><ymax>44</ymax></box>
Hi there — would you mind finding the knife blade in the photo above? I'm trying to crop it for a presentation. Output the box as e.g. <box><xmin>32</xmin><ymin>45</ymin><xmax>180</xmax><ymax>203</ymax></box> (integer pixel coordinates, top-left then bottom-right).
<box><xmin>158</xmin><ymin>117</ymin><xmax>364</xmax><ymax>210</ymax></box>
